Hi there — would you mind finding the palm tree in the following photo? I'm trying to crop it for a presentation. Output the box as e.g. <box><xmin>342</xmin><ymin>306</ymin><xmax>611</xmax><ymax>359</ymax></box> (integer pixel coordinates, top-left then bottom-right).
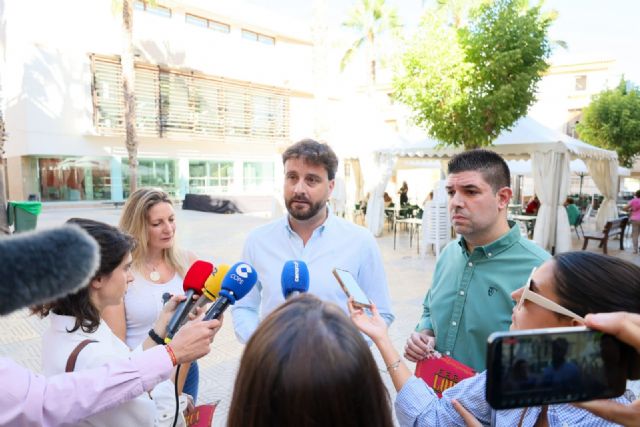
<box><xmin>0</xmin><ymin>111</ymin><xmax>8</xmax><ymax>234</ymax></box>
<box><xmin>121</xmin><ymin>0</ymin><xmax>138</xmax><ymax>194</ymax></box>
<box><xmin>340</xmin><ymin>0</ymin><xmax>401</xmax><ymax>85</ymax></box>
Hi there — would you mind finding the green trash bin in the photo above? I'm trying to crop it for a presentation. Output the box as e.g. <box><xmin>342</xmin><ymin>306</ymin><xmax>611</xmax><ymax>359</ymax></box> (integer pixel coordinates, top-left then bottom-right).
<box><xmin>7</xmin><ymin>201</ymin><xmax>42</xmax><ymax>233</ymax></box>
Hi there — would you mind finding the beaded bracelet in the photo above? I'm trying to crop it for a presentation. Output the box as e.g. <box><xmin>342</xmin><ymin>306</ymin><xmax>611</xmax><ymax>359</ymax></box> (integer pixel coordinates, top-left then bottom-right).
<box><xmin>386</xmin><ymin>358</ymin><xmax>402</xmax><ymax>373</ymax></box>
<box><xmin>165</xmin><ymin>344</ymin><xmax>178</xmax><ymax>366</ymax></box>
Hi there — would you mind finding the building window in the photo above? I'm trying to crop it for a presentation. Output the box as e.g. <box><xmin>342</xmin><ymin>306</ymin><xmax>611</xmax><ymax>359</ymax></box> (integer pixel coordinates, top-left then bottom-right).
<box><xmin>37</xmin><ymin>157</ymin><xmax>112</xmax><ymax>202</ymax></box>
<box><xmin>185</xmin><ymin>13</ymin><xmax>230</xmax><ymax>33</ymax></box>
<box><xmin>243</xmin><ymin>161</ymin><xmax>274</xmax><ymax>192</ymax></box>
<box><xmin>188</xmin><ymin>161</ymin><xmax>234</xmax><ymax>194</ymax></box>
<box><xmin>258</xmin><ymin>34</ymin><xmax>275</xmax><ymax>46</ymax></box>
<box><xmin>242</xmin><ymin>29</ymin><xmax>275</xmax><ymax>45</ymax></box>
<box><xmin>91</xmin><ymin>56</ymin><xmax>289</xmax><ymax>141</ymax></box>
<box><xmin>575</xmin><ymin>75</ymin><xmax>587</xmax><ymax>91</ymax></box>
<box><xmin>134</xmin><ymin>1</ymin><xmax>171</xmax><ymax>18</ymax></box>
<box><xmin>121</xmin><ymin>158</ymin><xmax>177</xmax><ymax>198</ymax></box>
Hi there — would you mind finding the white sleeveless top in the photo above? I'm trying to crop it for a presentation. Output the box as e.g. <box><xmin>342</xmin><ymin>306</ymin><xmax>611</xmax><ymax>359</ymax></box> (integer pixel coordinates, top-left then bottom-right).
<box><xmin>124</xmin><ymin>271</ymin><xmax>184</xmax><ymax>349</ymax></box>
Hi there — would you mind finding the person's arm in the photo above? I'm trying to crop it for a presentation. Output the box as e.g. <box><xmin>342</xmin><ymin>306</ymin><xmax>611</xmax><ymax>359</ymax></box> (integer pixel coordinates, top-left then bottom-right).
<box><xmin>575</xmin><ymin>312</ymin><xmax>640</xmax><ymax>425</ymax></box>
<box><xmin>404</xmin><ymin>287</ymin><xmax>437</xmax><ymax>362</ymax></box>
<box><xmin>231</xmin><ymin>281</ymin><xmax>261</xmax><ymax>344</ymax></box>
<box><xmin>0</xmin><ymin>315</ymin><xmax>221</xmax><ymax>427</ymax></box>
<box><xmin>348</xmin><ymin>301</ymin><xmax>492</xmax><ymax>426</ymax></box>
<box><xmin>0</xmin><ymin>348</ymin><xmax>171</xmax><ymax>427</ymax></box>
<box><xmin>102</xmin><ymin>300</ymin><xmax>127</xmax><ymax>342</ymax></box>
<box><xmin>357</xmin><ymin>233</ymin><xmax>394</xmax><ymax>326</ymax></box>
<box><xmin>230</xmin><ymin>238</ymin><xmax>262</xmax><ymax>343</ymax></box>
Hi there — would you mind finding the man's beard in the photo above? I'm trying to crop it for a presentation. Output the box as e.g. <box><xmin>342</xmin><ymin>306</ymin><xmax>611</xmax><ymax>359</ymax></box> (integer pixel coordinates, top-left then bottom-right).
<box><xmin>286</xmin><ymin>197</ymin><xmax>326</xmax><ymax>221</ymax></box>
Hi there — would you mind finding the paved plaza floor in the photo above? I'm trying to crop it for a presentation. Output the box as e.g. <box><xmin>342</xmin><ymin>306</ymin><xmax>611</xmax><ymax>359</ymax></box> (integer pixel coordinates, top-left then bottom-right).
<box><xmin>1</xmin><ymin>206</ymin><xmax>637</xmax><ymax>426</ymax></box>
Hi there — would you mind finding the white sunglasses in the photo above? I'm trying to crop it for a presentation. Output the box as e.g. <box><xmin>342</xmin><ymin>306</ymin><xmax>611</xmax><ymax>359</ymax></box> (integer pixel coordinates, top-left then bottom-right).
<box><xmin>516</xmin><ymin>267</ymin><xmax>585</xmax><ymax>323</ymax></box>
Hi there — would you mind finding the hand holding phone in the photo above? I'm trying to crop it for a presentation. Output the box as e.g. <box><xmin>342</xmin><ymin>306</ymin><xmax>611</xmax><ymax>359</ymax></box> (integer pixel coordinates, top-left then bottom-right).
<box><xmin>486</xmin><ymin>326</ymin><xmax>633</xmax><ymax>409</ymax></box>
<box><xmin>332</xmin><ymin>268</ymin><xmax>372</xmax><ymax>309</ymax></box>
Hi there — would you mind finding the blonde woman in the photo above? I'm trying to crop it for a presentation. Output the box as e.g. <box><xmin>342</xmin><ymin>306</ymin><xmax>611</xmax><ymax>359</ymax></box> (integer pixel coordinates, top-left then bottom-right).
<box><xmin>103</xmin><ymin>188</ymin><xmax>200</xmax><ymax>401</ymax></box>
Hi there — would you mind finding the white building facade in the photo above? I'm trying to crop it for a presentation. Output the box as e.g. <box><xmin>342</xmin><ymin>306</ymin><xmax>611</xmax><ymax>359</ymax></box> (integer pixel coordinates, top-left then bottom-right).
<box><xmin>1</xmin><ymin>0</ymin><xmax>316</xmax><ymax>208</ymax></box>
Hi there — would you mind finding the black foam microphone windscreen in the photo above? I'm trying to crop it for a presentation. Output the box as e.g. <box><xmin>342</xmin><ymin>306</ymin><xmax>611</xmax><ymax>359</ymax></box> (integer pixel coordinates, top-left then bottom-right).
<box><xmin>0</xmin><ymin>225</ymin><xmax>100</xmax><ymax>315</ymax></box>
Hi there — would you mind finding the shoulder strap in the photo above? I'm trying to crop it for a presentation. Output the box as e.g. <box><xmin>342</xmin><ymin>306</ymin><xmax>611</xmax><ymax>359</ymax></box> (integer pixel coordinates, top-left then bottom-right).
<box><xmin>65</xmin><ymin>339</ymin><xmax>97</xmax><ymax>373</ymax></box>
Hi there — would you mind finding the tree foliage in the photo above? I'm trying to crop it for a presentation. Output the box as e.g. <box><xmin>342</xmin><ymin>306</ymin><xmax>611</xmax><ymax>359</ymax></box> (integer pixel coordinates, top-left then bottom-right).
<box><xmin>393</xmin><ymin>0</ymin><xmax>552</xmax><ymax>149</ymax></box>
<box><xmin>577</xmin><ymin>80</ymin><xmax>640</xmax><ymax>168</ymax></box>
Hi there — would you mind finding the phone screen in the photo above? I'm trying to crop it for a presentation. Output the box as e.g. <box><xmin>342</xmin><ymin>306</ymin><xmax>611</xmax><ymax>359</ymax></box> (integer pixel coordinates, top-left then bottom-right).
<box><xmin>486</xmin><ymin>327</ymin><xmax>628</xmax><ymax>409</ymax></box>
<box><xmin>333</xmin><ymin>268</ymin><xmax>371</xmax><ymax>308</ymax></box>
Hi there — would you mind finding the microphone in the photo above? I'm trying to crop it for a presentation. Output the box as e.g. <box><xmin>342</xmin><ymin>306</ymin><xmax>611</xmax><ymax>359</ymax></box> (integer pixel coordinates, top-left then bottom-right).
<box><xmin>0</xmin><ymin>225</ymin><xmax>99</xmax><ymax>315</ymax></box>
<box><xmin>165</xmin><ymin>260</ymin><xmax>213</xmax><ymax>341</ymax></box>
<box><xmin>203</xmin><ymin>262</ymin><xmax>258</xmax><ymax>320</ymax></box>
<box><xmin>281</xmin><ymin>260</ymin><xmax>309</xmax><ymax>299</ymax></box>
<box><xmin>189</xmin><ymin>264</ymin><xmax>230</xmax><ymax>316</ymax></box>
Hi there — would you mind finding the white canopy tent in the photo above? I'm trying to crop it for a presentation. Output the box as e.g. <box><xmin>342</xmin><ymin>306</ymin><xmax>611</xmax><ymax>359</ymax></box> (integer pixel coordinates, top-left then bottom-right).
<box><xmin>372</xmin><ymin>117</ymin><xmax>620</xmax><ymax>253</ymax></box>
<box><xmin>507</xmin><ymin>159</ymin><xmax>630</xmax><ymax>178</ymax></box>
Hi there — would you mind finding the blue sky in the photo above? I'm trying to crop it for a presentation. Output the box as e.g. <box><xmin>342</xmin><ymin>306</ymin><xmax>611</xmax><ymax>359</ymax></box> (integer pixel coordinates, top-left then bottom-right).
<box><xmin>246</xmin><ymin>0</ymin><xmax>640</xmax><ymax>81</ymax></box>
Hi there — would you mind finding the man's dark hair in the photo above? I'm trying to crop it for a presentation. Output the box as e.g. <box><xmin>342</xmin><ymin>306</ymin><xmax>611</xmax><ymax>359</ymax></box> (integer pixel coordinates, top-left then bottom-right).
<box><xmin>282</xmin><ymin>139</ymin><xmax>339</xmax><ymax>180</ymax></box>
<box><xmin>447</xmin><ymin>149</ymin><xmax>511</xmax><ymax>192</ymax></box>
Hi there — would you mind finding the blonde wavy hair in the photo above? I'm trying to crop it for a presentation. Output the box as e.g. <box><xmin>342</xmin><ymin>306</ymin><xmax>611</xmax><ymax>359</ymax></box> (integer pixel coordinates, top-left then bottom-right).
<box><xmin>119</xmin><ymin>188</ymin><xmax>188</xmax><ymax>277</ymax></box>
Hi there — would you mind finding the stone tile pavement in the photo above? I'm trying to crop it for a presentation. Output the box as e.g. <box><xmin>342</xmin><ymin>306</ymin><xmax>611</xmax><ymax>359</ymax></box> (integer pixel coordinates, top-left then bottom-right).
<box><xmin>0</xmin><ymin>207</ymin><xmax>637</xmax><ymax>426</ymax></box>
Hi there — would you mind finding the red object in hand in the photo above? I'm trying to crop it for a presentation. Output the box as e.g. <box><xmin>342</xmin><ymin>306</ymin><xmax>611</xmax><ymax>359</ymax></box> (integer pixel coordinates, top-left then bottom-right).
<box><xmin>185</xmin><ymin>401</ymin><xmax>218</xmax><ymax>427</ymax></box>
<box><xmin>415</xmin><ymin>356</ymin><xmax>475</xmax><ymax>398</ymax></box>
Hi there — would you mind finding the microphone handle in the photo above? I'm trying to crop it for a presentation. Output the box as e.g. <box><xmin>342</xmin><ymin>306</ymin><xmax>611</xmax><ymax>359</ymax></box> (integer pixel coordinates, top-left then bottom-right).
<box><xmin>203</xmin><ymin>296</ymin><xmax>231</xmax><ymax>321</ymax></box>
<box><xmin>166</xmin><ymin>289</ymin><xmax>196</xmax><ymax>339</ymax></box>
<box><xmin>184</xmin><ymin>294</ymin><xmax>214</xmax><ymax>322</ymax></box>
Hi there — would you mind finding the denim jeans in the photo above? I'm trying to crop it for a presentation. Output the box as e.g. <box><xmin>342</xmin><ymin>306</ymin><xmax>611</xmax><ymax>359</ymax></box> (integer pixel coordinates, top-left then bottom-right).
<box><xmin>183</xmin><ymin>361</ymin><xmax>199</xmax><ymax>403</ymax></box>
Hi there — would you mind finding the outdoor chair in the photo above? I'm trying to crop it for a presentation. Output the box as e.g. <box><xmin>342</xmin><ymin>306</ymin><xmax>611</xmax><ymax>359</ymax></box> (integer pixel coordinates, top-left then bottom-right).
<box><xmin>571</xmin><ymin>213</ymin><xmax>585</xmax><ymax>239</ymax></box>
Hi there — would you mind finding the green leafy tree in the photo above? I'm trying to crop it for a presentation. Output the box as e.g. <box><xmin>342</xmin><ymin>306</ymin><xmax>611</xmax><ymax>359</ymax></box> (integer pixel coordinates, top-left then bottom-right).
<box><xmin>393</xmin><ymin>0</ymin><xmax>552</xmax><ymax>149</ymax></box>
<box><xmin>340</xmin><ymin>0</ymin><xmax>401</xmax><ymax>84</ymax></box>
<box><xmin>577</xmin><ymin>80</ymin><xmax>640</xmax><ymax>168</ymax></box>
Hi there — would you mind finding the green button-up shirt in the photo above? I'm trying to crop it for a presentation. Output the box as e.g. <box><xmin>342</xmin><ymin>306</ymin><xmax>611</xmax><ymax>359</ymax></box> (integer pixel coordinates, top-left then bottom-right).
<box><xmin>416</xmin><ymin>222</ymin><xmax>550</xmax><ymax>371</ymax></box>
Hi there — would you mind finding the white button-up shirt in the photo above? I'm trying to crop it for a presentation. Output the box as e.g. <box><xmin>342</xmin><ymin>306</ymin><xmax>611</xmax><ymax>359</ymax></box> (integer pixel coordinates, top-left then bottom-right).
<box><xmin>232</xmin><ymin>212</ymin><xmax>395</xmax><ymax>343</ymax></box>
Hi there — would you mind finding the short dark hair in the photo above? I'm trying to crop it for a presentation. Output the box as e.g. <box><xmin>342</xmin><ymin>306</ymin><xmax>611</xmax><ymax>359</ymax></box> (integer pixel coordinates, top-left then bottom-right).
<box><xmin>552</xmin><ymin>252</ymin><xmax>640</xmax><ymax>318</ymax></box>
<box><xmin>447</xmin><ymin>149</ymin><xmax>510</xmax><ymax>192</ymax></box>
<box><xmin>228</xmin><ymin>294</ymin><xmax>393</xmax><ymax>427</ymax></box>
<box><xmin>32</xmin><ymin>218</ymin><xmax>135</xmax><ymax>333</ymax></box>
<box><xmin>282</xmin><ymin>139</ymin><xmax>339</xmax><ymax>180</ymax></box>
<box><xmin>635</xmin><ymin>190</ymin><xmax>640</xmax><ymax>198</ymax></box>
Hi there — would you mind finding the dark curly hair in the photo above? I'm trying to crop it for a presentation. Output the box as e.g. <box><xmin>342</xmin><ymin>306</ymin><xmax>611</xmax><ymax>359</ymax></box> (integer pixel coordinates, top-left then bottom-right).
<box><xmin>32</xmin><ymin>218</ymin><xmax>135</xmax><ymax>333</ymax></box>
<box><xmin>282</xmin><ymin>139</ymin><xmax>339</xmax><ymax>180</ymax></box>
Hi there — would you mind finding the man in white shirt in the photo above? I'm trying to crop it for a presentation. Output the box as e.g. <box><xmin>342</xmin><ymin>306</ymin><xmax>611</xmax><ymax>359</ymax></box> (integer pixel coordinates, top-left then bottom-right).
<box><xmin>232</xmin><ymin>139</ymin><xmax>394</xmax><ymax>343</ymax></box>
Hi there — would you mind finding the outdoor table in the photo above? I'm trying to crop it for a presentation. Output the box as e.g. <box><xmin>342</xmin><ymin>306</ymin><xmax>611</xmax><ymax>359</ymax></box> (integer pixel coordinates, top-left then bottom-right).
<box><xmin>512</xmin><ymin>214</ymin><xmax>537</xmax><ymax>238</ymax></box>
<box><xmin>394</xmin><ymin>217</ymin><xmax>422</xmax><ymax>253</ymax></box>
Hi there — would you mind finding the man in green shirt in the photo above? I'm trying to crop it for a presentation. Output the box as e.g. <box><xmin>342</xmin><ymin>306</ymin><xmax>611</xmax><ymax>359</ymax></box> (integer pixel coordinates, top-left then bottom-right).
<box><xmin>405</xmin><ymin>150</ymin><xmax>550</xmax><ymax>371</ymax></box>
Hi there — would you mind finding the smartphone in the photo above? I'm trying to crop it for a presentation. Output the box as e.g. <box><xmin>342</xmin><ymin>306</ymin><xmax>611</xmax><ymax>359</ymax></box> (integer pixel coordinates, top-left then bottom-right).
<box><xmin>486</xmin><ymin>326</ymin><xmax>635</xmax><ymax>409</ymax></box>
<box><xmin>332</xmin><ymin>268</ymin><xmax>372</xmax><ymax>309</ymax></box>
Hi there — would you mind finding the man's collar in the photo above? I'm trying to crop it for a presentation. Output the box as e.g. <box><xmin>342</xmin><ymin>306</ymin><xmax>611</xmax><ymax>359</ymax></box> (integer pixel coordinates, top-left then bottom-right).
<box><xmin>457</xmin><ymin>221</ymin><xmax>520</xmax><ymax>257</ymax></box>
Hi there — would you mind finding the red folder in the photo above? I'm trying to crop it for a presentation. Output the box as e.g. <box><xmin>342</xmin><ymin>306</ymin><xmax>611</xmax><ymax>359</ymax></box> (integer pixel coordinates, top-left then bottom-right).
<box><xmin>186</xmin><ymin>401</ymin><xmax>218</xmax><ymax>427</ymax></box>
<box><xmin>414</xmin><ymin>355</ymin><xmax>475</xmax><ymax>397</ymax></box>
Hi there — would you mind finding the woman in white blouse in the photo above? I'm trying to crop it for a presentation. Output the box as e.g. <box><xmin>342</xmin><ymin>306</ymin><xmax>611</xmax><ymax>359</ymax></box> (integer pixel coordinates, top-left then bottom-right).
<box><xmin>35</xmin><ymin>218</ymin><xmax>203</xmax><ymax>427</ymax></box>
